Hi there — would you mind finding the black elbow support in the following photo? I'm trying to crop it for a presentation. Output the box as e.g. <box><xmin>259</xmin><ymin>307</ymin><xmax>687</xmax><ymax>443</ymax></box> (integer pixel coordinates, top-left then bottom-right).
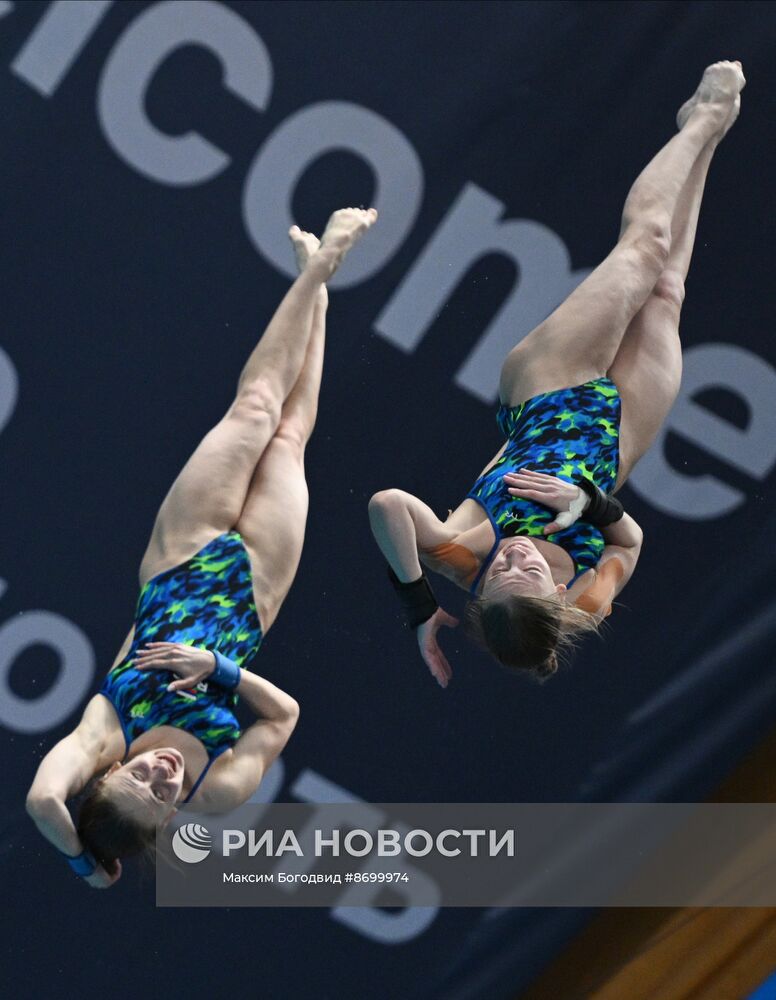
<box><xmin>387</xmin><ymin>567</ymin><xmax>439</xmax><ymax>628</ymax></box>
<box><xmin>575</xmin><ymin>477</ymin><xmax>624</xmax><ymax>526</ymax></box>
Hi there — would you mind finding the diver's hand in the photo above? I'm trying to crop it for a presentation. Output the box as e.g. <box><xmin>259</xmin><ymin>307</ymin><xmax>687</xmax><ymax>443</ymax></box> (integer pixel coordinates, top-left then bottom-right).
<box><xmin>416</xmin><ymin>609</ymin><xmax>459</xmax><ymax>688</ymax></box>
<box><xmin>134</xmin><ymin>641</ymin><xmax>215</xmax><ymax>692</ymax></box>
<box><xmin>84</xmin><ymin>860</ymin><xmax>122</xmax><ymax>889</ymax></box>
<box><xmin>502</xmin><ymin>467</ymin><xmax>589</xmax><ymax>534</ymax></box>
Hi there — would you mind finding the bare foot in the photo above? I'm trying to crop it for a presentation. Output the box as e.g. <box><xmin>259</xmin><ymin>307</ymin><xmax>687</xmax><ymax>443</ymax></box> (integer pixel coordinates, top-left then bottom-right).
<box><xmin>309</xmin><ymin>207</ymin><xmax>378</xmax><ymax>279</ymax></box>
<box><xmin>288</xmin><ymin>225</ymin><xmax>320</xmax><ymax>273</ymax></box>
<box><xmin>677</xmin><ymin>60</ymin><xmax>746</xmax><ymax>135</ymax></box>
<box><xmin>288</xmin><ymin>225</ymin><xmax>328</xmax><ymax>306</ymax></box>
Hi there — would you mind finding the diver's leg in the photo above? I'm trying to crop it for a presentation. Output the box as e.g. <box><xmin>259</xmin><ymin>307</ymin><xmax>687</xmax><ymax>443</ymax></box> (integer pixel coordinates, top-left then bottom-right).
<box><xmin>609</xmin><ymin>131</ymin><xmax>720</xmax><ymax>485</ymax></box>
<box><xmin>139</xmin><ymin>210</ymin><xmax>375</xmax><ymax>583</ymax></box>
<box><xmin>236</xmin><ymin>233</ymin><xmax>327</xmax><ymax>632</ymax></box>
<box><xmin>234</xmin><ymin>208</ymin><xmax>375</xmax><ymax>395</ymax></box>
<box><xmin>498</xmin><ymin>62</ymin><xmax>744</xmax><ymax>407</ymax></box>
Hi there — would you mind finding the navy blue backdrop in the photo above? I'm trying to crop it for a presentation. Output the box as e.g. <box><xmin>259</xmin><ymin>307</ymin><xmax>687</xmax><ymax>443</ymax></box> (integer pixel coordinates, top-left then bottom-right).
<box><xmin>2</xmin><ymin>2</ymin><xmax>775</xmax><ymax>998</ymax></box>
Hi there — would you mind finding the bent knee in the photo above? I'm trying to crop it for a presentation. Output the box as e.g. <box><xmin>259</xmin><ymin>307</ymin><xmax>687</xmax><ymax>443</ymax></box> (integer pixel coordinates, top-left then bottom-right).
<box><xmin>624</xmin><ymin>215</ymin><xmax>672</xmax><ymax>270</ymax></box>
<box><xmin>652</xmin><ymin>269</ymin><xmax>686</xmax><ymax>310</ymax></box>
<box><xmin>272</xmin><ymin>417</ymin><xmax>310</xmax><ymax>455</ymax></box>
<box><xmin>369</xmin><ymin>488</ymin><xmax>404</xmax><ymax>506</ymax></box>
<box><xmin>231</xmin><ymin>379</ymin><xmax>283</xmax><ymax>428</ymax></box>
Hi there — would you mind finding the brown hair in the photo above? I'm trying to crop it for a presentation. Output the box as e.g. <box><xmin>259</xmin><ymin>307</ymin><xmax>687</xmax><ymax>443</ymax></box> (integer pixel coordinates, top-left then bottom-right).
<box><xmin>77</xmin><ymin>779</ymin><xmax>157</xmax><ymax>876</ymax></box>
<box><xmin>464</xmin><ymin>593</ymin><xmax>600</xmax><ymax>681</ymax></box>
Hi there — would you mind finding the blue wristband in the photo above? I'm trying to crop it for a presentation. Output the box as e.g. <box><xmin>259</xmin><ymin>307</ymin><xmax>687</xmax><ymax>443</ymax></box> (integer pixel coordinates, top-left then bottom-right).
<box><xmin>62</xmin><ymin>848</ymin><xmax>97</xmax><ymax>877</ymax></box>
<box><xmin>210</xmin><ymin>650</ymin><xmax>241</xmax><ymax>690</ymax></box>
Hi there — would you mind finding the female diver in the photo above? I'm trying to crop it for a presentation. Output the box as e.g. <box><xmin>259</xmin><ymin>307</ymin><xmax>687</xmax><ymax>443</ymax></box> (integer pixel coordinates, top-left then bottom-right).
<box><xmin>369</xmin><ymin>61</ymin><xmax>745</xmax><ymax>687</ymax></box>
<box><xmin>26</xmin><ymin>207</ymin><xmax>378</xmax><ymax>887</ymax></box>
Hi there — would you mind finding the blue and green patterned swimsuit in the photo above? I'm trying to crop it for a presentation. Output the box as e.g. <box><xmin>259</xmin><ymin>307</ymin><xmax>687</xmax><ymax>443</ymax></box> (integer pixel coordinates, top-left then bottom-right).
<box><xmin>100</xmin><ymin>531</ymin><xmax>263</xmax><ymax>802</ymax></box>
<box><xmin>467</xmin><ymin>378</ymin><xmax>621</xmax><ymax>593</ymax></box>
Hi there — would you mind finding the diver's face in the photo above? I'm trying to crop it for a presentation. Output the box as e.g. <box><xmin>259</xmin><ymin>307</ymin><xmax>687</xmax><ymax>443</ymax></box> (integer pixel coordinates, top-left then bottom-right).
<box><xmin>481</xmin><ymin>539</ymin><xmax>562</xmax><ymax>600</ymax></box>
<box><xmin>103</xmin><ymin>747</ymin><xmax>184</xmax><ymax>824</ymax></box>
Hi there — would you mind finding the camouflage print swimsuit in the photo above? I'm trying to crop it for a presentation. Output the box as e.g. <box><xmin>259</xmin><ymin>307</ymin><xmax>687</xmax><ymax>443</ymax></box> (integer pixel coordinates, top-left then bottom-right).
<box><xmin>466</xmin><ymin>378</ymin><xmax>621</xmax><ymax>593</ymax></box>
<box><xmin>99</xmin><ymin>531</ymin><xmax>263</xmax><ymax>802</ymax></box>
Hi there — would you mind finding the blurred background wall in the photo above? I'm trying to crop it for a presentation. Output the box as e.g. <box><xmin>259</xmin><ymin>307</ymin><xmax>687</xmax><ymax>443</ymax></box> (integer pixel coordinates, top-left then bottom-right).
<box><xmin>1</xmin><ymin>2</ymin><xmax>775</xmax><ymax>997</ymax></box>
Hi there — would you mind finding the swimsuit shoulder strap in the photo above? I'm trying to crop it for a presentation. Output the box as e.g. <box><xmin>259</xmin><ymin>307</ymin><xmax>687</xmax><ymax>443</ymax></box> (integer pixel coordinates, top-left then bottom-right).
<box><xmin>96</xmin><ymin>691</ymin><xmax>131</xmax><ymax>759</ymax></box>
<box><xmin>181</xmin><ymin>747</ymin><xmax>229</xmax><ymax>805</ymax></box>
<box><xmin>469</xmin><ymin>532</ymin><xmax>501</xmax><ymax>596</ymax></box>
<box><xmin>466</xmin><ymin>499</ymin><xmax>502</xmax><ymax>597</ymax></box>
